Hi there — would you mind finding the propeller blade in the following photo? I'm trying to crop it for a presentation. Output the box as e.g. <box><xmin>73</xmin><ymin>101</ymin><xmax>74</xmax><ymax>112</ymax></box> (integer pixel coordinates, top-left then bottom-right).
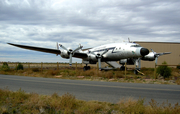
<box><xmin>90</xmin><ymin>49</ymin><xmax>108</xmax><ymax>70</ymax></box>
<box><xmin>135</xmin><ymin>59</ymin><xmax>139</xmax><ymax>66</ymax></box>
<box><xmin>56</xmin><ymin>42</ymin><xmax>59</xmax><ymax>56</ymax></box>
<box><xmin>98</xmin><ymin>58</ymin><xmax>101</xmax><ymax>70</ymax></box>
<box><xmin>72</xmin><ymin>45</ymin><xmax>83</xmax><ymax>53</ymax></box>
<box><xmin>155</xmin><ymin>52</ymin><xmax>171</xmax><ymax>56</ymax></box>
<box><xmin>151</xmin><ymin>49</ymin><xmax>171</xmax><ymax>65</ymax></box>
<box><xmin>56</xmin><ymin>42</ymin><xmax>59</xmax><ymax>50</ymax></box>
<box><xmin>59</xmin><ymin>44</ymin><xmax>84</xmax><ymax>67</ymax></box>
<box><xmin>151</xmin><ymin>49</ymin><xmax>154</xmax><ymax>53</ymax></box>
<box><xmin>151</xmin><ymin>49</ymin><xmax>157</xmax><ymax>55</ymax></box>
<box><xmin>59</xmin><ymin>44</ymin><xmax>68</xmax><ymax>51</ymax></box>
<box><xmin>138</xmin><ymin>58</ymin><xmax>141</xmax><ymax>69</ymax></box>
<box><xmin>69</xmin><ymin>53</ymin><xmax>73</xmax><ymax>66</ymax></box>
<box><xmin>128</xmin><ymin>38</ymin><xmax>131</xmax><ymax>43</ymax></box>
<box><xmin>155</xmin><ymin>57</ymin><xmax>158</xmax><ymax>65</ymax></box>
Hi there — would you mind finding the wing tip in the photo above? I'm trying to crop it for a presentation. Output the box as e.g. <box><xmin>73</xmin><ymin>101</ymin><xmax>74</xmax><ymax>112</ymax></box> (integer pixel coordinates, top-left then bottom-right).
<box><xmin>7</xmin><ymin>43</ymin><xmax>13</xmax><ymax>45</ymax></box>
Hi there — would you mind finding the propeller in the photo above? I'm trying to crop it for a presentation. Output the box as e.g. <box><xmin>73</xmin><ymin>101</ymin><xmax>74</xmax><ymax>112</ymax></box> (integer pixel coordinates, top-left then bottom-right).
<box><xmin>135</xmin><ymin>58</ymin><xmax>141</xmax><ymax>70</ymax></box>
<box><xmin>56</xmin><ymin>42</ymin><xmax>59</xmax><ymax>56</ymax></box>
<box><xmin>90</xmin><ymin>49</ymin><xmax>109</xmax><ymax>70</ymax></box>
<box><xmin>59</xmin><ymin>44</ymin><xmax>83</xmax><ymax>66</ymax></box>
<box><xmin>128</xmin><ymin>38</ymin><xmax>131</xmax><ymax>43</ymax></box>
<box><xmin>151</xmin><ymin>49</ymin><xmax>158</xmax><ymax>65</ymax></box>
<box><xmin>151</xmin><ymin>49</ymin><xmax>171</xmax><ymax>65</ymax></box>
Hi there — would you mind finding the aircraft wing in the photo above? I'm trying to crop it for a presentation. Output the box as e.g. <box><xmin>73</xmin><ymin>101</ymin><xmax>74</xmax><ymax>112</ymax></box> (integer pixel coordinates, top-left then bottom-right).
<box><xmin>7</xmin><ymin>43</ymin><xmax>88</xmax><ymax>59</ymax></box>
<box><xmin>73</xmin><ymin>52</ymin><xmax>88</xmax><ymax>58</ymax></box>
<box><xmin>82</xmin><ymin>48</ymin><xmax>92</xmax><ymax>51</ymax></box>
<box><xmin>8</xmin><ymin>43</ymin><xmax>60</xmax><ymax>55</ymax></box>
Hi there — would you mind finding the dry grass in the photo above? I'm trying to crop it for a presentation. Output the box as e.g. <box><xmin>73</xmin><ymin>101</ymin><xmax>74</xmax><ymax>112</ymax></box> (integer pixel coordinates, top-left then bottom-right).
<box><xmin>0</xmin><ymin>88</ymin><xmax>180</xmax><ymax>114</ymax></box>
<box><xmin>0</xmin><ymin>64</ymin><xmax>180</xmax><ymax>85</ymax></box>
<box><xmin>118</xmin><ymin>97</ymin><xmax>145</xmax><ymax>113</ymax></box>
<box><xmin>176</xmin><ymin>79</ymin><xmax>180</xmax><ymax>85</ymax></box>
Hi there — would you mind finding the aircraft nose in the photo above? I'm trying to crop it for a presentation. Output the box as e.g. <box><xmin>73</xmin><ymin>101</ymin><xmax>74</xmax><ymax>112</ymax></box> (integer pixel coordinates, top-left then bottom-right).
<box><xmin>140</xmin><ymin>48</ymin><xmax>149</xmax><ymax>56</ymax></box>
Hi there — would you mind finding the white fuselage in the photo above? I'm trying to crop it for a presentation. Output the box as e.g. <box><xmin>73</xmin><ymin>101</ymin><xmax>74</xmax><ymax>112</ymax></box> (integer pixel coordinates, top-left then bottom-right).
<box><xmin>83</xmin><ymin>42</ymin><xmax>145</xmax><ymax>62</ymax></box>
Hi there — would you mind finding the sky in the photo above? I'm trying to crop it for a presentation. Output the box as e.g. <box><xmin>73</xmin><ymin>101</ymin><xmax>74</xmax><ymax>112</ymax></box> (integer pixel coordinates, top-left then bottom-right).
<box><xmin>0</xmin><ymin>0</ymin><xmax>180</xmax><ymax>63</ymax></box>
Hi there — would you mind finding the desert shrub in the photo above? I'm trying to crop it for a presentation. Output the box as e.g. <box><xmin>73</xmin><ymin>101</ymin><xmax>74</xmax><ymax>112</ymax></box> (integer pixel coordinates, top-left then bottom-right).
<box><xmin>75</xmin><ymin>70</ymin><xmax>82</xmax><ymax>76</ymax></box>
<box><xmin>47</xmin><ymin>70</ymin><xmax>59</xmax><ymax>76</ymax></box>
<box><xmin>176</xmin><ymin>79</ymin><xmax>180</xmax><ymax>85</ymax></box>
<box><xmin>77</xmin><ymin>101</ymin><xmax>103</xmax><ymax>113</ymax></box>
<box><xmin>177</xmin><ymin>63</ymin><xmax>180</xmax><ymax>69</ymax></box>
<box><xmin>0</xmin><ymin>88</ymin><xmax>180</xmax><ymax>113</ymax></box>
<box><xmin>118</xmin><ymin>97</ymin><xmax>145</xmax><ymax>113</ymax></box>
<box><xmin>114</xmin><ymin>71</ymin><xmax>124</xmax><ymax>78</ymax></box>
<box><xmin>69</xmin><ymin>70</ymin><xmax>76</xmax><ymax>76</ymax></box>
<box><xmin>83</xmin><ymin>69</ymin><xmax>95</xmax><ymax>76</ymax></box>
<box><xmin>104</xmin><ymin>71</ymin><xmax>114</xmax><ymax>79</ymax></box>
<box><xmin>32</xmin><ymin>68</ymin><xmax>40</xmax><ymax>72</ymax></box>
<box><xmin>59</xmin><ymin>93</ymin><xmax>78</xmax><ymax>112</ymax></box>
<box><xmin>60</xmin><ymin>69</ymin><xmax>70</xmax><ymax>76</ymax></box>
<box><xmin>1</xmin><ymin>62</ymin><xmax>10</xmax><ymax>71</ymax></box>
<box><xmin>157</xmin><ymin>61</ymin><xmax>172</xmax><ymax>79</ymax></box>
<box><xmin>3</xmin><ymin>62</ymin><xmax>8</xmax><ymax>66</ymax></box>
<box><xmin>16</xmin><ymin>63</ymin><xmax>24</xmax><ymax>70</ymax></box>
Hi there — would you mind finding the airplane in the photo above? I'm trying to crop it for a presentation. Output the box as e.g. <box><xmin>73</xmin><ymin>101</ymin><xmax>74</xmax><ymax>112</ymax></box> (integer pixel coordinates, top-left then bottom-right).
<box><xmin>7</xmin><ymin>41</ymin><xmax>171</xmax><ymax>74</ymax></box>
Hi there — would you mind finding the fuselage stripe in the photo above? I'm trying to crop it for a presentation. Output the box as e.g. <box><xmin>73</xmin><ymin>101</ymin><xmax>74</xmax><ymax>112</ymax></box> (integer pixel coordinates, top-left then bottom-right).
<box><xmin>91</xmin><ymin>47</ymin><xmax>115</xmax><ymax>53</ymax></box>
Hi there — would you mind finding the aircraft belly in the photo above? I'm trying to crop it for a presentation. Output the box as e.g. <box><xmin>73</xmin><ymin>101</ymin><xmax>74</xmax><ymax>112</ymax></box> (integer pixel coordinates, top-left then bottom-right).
<box><xmin>104</xmin><ymin>51</ymin><xmax>122</xmax><ymax>61</ymax></box>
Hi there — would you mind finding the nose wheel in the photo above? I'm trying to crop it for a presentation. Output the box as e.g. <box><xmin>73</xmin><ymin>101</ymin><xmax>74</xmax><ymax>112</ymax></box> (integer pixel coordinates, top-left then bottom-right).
<box><xmin>134</xmin><ymin>69</ymin><xmax>139</xmax><ymax>75</ymax></box>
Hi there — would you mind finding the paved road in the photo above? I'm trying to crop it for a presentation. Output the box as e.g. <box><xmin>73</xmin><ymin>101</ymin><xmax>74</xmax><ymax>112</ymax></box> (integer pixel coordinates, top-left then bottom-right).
<box><xmin>0</xmin><ymin>74</ymin><xmax>180</xmax><ymax>104</ymax></box>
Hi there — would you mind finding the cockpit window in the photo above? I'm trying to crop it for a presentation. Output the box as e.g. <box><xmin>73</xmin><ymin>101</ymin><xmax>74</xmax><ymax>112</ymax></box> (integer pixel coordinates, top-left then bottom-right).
<box><xmin>131</xmin><ymin>45</ymin><xmax>141</xmax><ymax>47</ymax></box>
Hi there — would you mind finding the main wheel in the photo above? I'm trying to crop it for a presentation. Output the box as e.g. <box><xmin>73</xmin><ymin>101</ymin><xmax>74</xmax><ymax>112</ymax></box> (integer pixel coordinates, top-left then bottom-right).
<box><xmin>120</xmin><ymin>66</ymin><xmax>125</xmax><ymax>70</ymax></box>
<box><xmin>87</xmin><ymin>66</ymin><xmax>91</xmax><ymax>70</ymax></box>
<box><xmin>134</xmin><ymin>70</ymin><xmax>138</xmax><ymax>75</ymax></box>
<box><xmin>83</xmin><ymin>66</ymin><xmax>91</xmax><ymax>71</ymax></box>
<box><xmin>83</xmin><ymin>66</ymin><xmax>87</xmax><ymax>71</ymax></box>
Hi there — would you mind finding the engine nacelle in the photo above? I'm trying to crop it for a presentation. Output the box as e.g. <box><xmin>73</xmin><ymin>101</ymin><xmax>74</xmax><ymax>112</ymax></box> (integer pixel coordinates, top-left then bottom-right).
<box><xmin>87</xmin><ymin>53</ymin><xmax>97</xmax><ymax>61</ymax></box>
<box><xmin>60</xmin><ymin>50</ymin><xmax>69</xmax><ymax>59</ymax></box>
<box><xmin>82</xmin><ymin>53</ymin><xmax>97</xmax><ymax>64</ymax></box>
<box><xmin>83</xmin><ymin>60</ymin><xmax>97</xmax><ymax>64</ymax></box>
<box><xmin>119</xmin><ymin>58</ymin><xmax>134</xmax><ymax>65</ymax></box>
<box><xmin>89</xmin><ymin>60</ymin><xmax>97</xmax><ymax>64</ymax></box>
<box><xmin>141</xmin><ymin>52</ymin><xmax>155</xmax><ymax>61</ymax></box>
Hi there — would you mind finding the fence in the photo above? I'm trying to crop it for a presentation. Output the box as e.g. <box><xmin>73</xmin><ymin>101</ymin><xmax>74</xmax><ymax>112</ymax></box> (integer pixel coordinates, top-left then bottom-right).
<box><xmin>0</xmin><ymin>62</ymin><xmax>85</xmax><ymax>70</ymax></box>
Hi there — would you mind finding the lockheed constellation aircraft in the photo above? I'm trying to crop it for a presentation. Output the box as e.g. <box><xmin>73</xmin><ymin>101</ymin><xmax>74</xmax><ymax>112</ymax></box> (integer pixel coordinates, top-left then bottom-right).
<box><xmin>8</xmin><ymin>41</ymin><xmax>171</xmax><ymax>74</ymax></box>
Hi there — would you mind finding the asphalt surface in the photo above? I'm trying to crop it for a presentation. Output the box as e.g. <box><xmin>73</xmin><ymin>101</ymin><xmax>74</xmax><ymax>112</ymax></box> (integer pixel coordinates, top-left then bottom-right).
<box><xmin>0</xmin><ymin>74</ymin><xmax>180</xmax><ymax>104</ymax></box>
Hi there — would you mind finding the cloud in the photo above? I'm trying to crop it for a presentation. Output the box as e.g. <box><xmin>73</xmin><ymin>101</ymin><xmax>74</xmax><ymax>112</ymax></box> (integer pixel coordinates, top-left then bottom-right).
<box><xmin>0</xmin><ymin>0</ymin><xmax>180</xmax><ymax>62</ymax></box>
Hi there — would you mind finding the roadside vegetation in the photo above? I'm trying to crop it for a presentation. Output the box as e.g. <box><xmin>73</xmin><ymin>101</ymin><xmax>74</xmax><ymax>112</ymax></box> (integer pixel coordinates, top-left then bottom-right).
<box><xmin>0</xmin><ymin>63</ymin><xmax>180</xmax><ymax>113</ymax></box>
<box><xmin>0</xmin><ymin>62</ymin><xmax>180</xmax><ymax>85</ymax></box>
<box><xmin>0</xmin><ymin>88</ymin><xmax>180</xmax><ymax>114</ymax></box>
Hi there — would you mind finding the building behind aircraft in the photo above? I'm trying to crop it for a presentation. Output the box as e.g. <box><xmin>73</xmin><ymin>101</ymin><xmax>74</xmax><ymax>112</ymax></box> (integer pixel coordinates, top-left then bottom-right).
<box><xmin>135</xmin><ymin>42</ymin><xmax>180</xmax><ymax>68</ymax></box>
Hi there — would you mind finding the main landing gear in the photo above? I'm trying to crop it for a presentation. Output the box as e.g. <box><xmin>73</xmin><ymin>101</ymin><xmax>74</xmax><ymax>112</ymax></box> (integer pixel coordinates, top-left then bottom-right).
<box><xmin>134</xmin><ymin>68</ymin><xmax>144</xmax><ymax>75</ymax></box>
<box><xmin>83</xmin><ymin>64</ymin><xmax>91</xmax><ymax>71</ymax></box>
<box><xmin>134</xmin><ymin>68</ymin><xmax>140</xmax><ymax>75</ymax></box>
<box><xmin>120</xmin><ymin>64</ymin><xmax>140</xmax><ymax>75</ymax></box>
<box><xmin>120</xmin><ymin>65</ymin><xmax>125</xmax><ymax>70</ymax></box>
